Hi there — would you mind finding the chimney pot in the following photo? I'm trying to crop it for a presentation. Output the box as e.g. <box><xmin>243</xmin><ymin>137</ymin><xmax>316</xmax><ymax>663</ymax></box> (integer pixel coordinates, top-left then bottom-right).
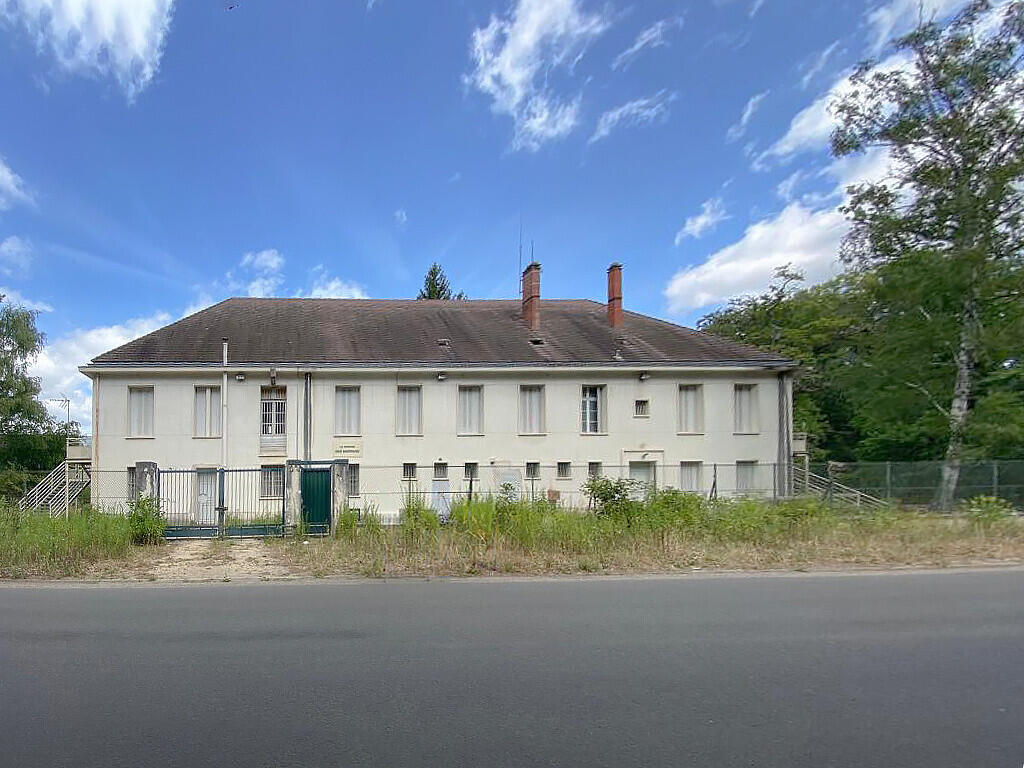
<box><xmin>522</xmin><ymin>262</ymin><xmax>541</xmax><ymax>332</ymax></box>
<box><xmin>607</xmin><ymin>263</ymin><xmax>623</xmax><ymax>328</ymax></box>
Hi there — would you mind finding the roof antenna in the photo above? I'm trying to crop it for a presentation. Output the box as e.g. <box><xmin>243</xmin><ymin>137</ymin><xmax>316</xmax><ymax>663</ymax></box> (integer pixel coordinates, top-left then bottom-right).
<box><xmin>517</xmin><ymin>215</ymin><xmax>523</xmax><ymax>286</ymax></box>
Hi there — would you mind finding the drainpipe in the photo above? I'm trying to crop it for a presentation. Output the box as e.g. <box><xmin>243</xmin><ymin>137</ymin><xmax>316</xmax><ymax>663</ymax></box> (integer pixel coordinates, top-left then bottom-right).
<box><xmin>303</xmin><ymin>372</ymin><xmax>312</xmax><ymax>461</ymax></box>
<box><xmin>222</xmin><ymin>338</ymin><xmax>229</xmax><ymax>469</ymax></box>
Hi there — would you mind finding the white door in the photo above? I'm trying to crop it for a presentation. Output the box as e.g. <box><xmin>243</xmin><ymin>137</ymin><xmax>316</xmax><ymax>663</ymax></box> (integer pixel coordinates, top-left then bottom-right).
<box><xmin>195</xmin><ymin>470</ymin><xmax>217</xmax><ymax>525</ymax></box>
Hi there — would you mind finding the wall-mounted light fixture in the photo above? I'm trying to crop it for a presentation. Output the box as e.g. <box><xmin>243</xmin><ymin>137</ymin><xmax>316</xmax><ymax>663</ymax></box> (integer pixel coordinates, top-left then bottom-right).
<box><xmin>437</xmin><ymin>372</ymin><xmax>447</xmax><ymax>381</ymax></box>
<box><xmin>639</xmin><ymin>371</ymin><xmax>650</xmax><ymax>382</ymax></box>
<box><xmin>235</xmin><ymin>373</ymin><xmax>246</xmax><ymax>382</ymax></box>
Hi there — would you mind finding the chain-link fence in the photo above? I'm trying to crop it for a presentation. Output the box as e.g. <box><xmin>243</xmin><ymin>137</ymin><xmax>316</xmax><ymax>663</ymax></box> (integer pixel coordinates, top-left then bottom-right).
<box><xmin>808</xmin><ymin>460</ymin><xmax>1024</xmax><ymax>507</ymax></box>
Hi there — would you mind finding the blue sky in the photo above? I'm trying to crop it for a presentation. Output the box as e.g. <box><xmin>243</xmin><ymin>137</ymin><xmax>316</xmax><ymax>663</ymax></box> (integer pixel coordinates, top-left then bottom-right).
<box><xmin>0</xmin><ymin>0</ymin><xmax>964</xmax><ymax>426</ymax></box>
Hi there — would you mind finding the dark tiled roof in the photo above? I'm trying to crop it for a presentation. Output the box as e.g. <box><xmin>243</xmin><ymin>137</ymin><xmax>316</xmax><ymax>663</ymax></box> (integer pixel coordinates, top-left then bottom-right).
<box><xmin>88</xmin><ymin>298</ymin><xmax>790</xmax><ymax>368</ymax></box>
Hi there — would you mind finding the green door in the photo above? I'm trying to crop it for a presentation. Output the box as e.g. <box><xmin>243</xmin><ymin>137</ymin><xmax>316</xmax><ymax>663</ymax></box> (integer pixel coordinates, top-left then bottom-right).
<box><xmin>300</xmin><ymin>468</ymin><xmax>331</xmax><ymax>534</ymax></box>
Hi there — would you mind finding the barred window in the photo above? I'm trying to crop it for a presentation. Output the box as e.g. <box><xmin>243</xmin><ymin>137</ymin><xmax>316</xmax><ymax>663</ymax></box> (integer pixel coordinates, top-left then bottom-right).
<box><xmin>525</xmin><ymin>461</ymin><xmax>540</xmax><ymax>480</ymax></box>
<box><xmin>402</xmin><ymin>463</ymin><xmax>417</xmax><ymax>480</ymax></box>
<box><xmin>346</xmin><ymin>464</ymin><xmax>360</xmax><ymax>497</ymax></box>
<box><xmin>464</xmin><ymin>462</ymin><xmax>479</xmax><ymax>480</ymax></box>
<box><xmin>260</xmin><ymin>466</ymin><xmax>284</xmax><ymax>498</ymax></box>
<box><xmin>588</xmin><ymin>461</ymin><xmax>602</xmax><ymax>478</ymax></box>
<box><xmin>557</xmin><ymin>461</ymin><xmax>571</xmax><ymax>479</ymax></box>
<box><xmin>433</xmin><ymin>462</ymin><xmax>448</xmax><ymax>480</ymax></box>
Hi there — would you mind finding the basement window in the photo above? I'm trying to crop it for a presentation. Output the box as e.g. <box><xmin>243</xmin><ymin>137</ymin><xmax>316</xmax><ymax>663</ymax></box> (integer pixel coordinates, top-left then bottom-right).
<box><xmin>525</xmin><ymin>462</ymin><xmax>540</xmax><ymax>480</ymax></box>
<box><xmin>556</xmin><ymin>462</ymin><xmax>571</xmax><ymax>480</ymax></box>
<box><xmin>634</xmin><ymin>399</ymin><xmax>650</xmax><ymax>418</ymax></box>
<box><xmin>402</xmin><ymin>463</ymin><xmax>417</xmax><ymax>481</ymax></box>
<box><xmin>433</xmin><ymin>462</ymin><xmax>448</xmax><ymax>480</ymax></box>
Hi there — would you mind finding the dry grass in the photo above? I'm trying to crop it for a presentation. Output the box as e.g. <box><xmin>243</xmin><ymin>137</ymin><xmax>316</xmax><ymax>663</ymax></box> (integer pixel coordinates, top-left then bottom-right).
<box><xmin>273</xmin><ymin>507</ymin><xmax>1024</xmax><ymax>578</ymax></box>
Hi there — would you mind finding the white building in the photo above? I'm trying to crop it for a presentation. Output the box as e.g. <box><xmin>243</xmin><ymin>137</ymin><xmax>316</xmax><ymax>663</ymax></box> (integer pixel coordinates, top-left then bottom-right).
<box><xmin>80</xmin><ymin>263</ymin><xmax>795</xmax><ymax>528</ymax></box>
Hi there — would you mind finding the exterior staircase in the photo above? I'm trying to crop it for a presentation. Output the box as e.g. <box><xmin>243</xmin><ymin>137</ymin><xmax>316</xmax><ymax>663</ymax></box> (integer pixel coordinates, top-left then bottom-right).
<box><xmin>19</xmin><ymin>460</ymin><xmax>92</xmax><ymax>517</ymax></box>
<box><xmin>794</xmin><ymin>466</ymin><xmax>886</xmax><ymax>509</ymax></box>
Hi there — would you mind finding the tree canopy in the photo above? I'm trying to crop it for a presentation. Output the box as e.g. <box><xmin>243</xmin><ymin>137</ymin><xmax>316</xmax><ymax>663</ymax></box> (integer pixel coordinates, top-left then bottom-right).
<box><xmin>416</xmin><ymin>263</ymin><xmax>466</xmax><ymax>300</ymax></box>
<box><xmin>701</xmin><ymin>1</ymin><xmax>1024</xmax><ymax>505</ymax></box>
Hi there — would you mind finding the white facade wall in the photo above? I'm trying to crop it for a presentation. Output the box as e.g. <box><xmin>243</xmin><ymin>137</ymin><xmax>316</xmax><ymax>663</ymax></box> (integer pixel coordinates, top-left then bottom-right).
<box><xmin>89</xmin><ymin>367</ymin><xmax>790</xmax><ymax>516</ymax></box>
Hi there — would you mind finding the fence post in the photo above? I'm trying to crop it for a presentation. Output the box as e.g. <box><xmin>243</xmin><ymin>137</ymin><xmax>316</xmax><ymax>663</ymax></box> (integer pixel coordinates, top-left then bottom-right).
<box><xmin>468</xmin><ymin>473</ymin><xmax>474</xmax><ymax>504</ymax></box>
<box><xmin>772</xmin><ymin>463</ymin><xmax>777</xmax><ymax>501</ymax></box>
<box><xmin>885</xmin><ymin>461</ymin><xmax>892</xmax><ymax>499</ymax></box>
<box><xmin>216</xmin><ymin>468</ymin><xmax>226</xmax><ymax>539</ymax></box>
<box><xmin>992</xmin><ymin>462</ymin><xmax>1000</xmax><ymax>497</ymax></box>
<box><xmin>64</xmin><ymin>460</ymin><xmax>70</xmax><ymax>520</ymax></box>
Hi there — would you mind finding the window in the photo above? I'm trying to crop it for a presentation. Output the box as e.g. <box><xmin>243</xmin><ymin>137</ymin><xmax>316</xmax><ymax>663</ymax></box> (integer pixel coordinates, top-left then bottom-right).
<box><xmin>629</xmin><ymin>461</ymin><xmax>656</xmax><ymax>487</ymax></box>
<box><xmin>260</xmin><ymin>387</ymin><xmax>286</xmax><ymax>452</ymax></box>
<box><xmin>519</xmin><ymin>385</ymin><xmax>545</xmax><ymax>434</ymax></box>
<box><xmin>581</xmin><ymin>385</ymin><xmax>605</xmax><ymax>433</ymax></box>
<box><xmin>335</xmin><ymin>387</ymin><xmax>360</xmax><ymax>436</ymax></box>
<box><xmin>457</xmin><ymin>385</ymin><xmax>483</xmax><ymax>434</ymax></box>
<box><xmin>680</xmin><ymin>462</ymin><xmax>702</xmax><ymax>492</ymax></box>
<box><xmin>525</xmin><ymin>461</ymin><xmax>540</xmax><ymax>480</ymax></box>
<box><xmin>678</xmin><ymin>385</ymin><xmax>704</xmax><ymax>433</ymax></box>
<box><xmin>734</xmin><ymin>384</ymin><xmax>759</xmax><ymax>433</ymax></box>
<box><xmin>402</xmin><ymin>463</ymin><xmax>417</xmax><ymax>480</ymax></box>
<box><xmin>433</xmin><ymin>462</ymin><xmax>448</xmax><ymax>480</ymax></box>
<box><xmin>193</xmin><ymin>386</ymin><xmax>221</xmax><ymax>437</ymax></box>
<box><xmin>588</xmin><ymin>461</ymin><xmax>602</xmax><ymax>478</ymax></box>
<box><xmin>736</xmin><ymin>461</ymin><xmax>758</xmax><ymax>493</ymax></box>
<box><xmin>557</xmin><ymin>461</ymin><xmax>571</xmax><ymax>479</ymax></box>
<box><xmin>464</xmin><ymin>462</ymin><xmax>479</xmax><ymax>480</ymax></box>
<box><xmin>260</xmin><ymin>466</ymin><xmax>284</xmax><ymax>498</ymax></box>
<box><xmin>346</xmin><ymin>464</ymin><xmax>360</xmax><ymax>497</ymax></box>
<box><xmin>396</xmin><ymin>386</ymin><xmax>422</xmax><ymax>435</ymax></box>
<box><xmin>128</xmin><ymin>387</ymin><xmax>154</xmax><ymax>437</ymax></box>
<box><xmin>634</xmin><ymin>399</ymin><xmax>650</xmax><ymax>417</ymax></box>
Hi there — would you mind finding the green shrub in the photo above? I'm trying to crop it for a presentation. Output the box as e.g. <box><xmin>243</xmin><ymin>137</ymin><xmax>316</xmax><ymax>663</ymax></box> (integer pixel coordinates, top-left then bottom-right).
<box><xmin>127</xmin><ymin>497</ymin><xmax>165</xmax><ymax>545</ymax></box>
<box><xmin>962</xmin><ymin>495</ymin><xmax>1015</xmax><ymax>529</ymax></box>
<box><xmin>400</xmin><ymin>492</ymin><xmax>440</xmax><ymax>541</ymax></box>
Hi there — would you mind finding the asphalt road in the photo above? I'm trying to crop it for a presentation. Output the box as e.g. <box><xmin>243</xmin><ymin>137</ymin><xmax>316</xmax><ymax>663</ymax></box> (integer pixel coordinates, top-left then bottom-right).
<box><xmin>2</xmin><ymin>570</ymin><xmax>1022</xmax><ymax>767</ymax></box>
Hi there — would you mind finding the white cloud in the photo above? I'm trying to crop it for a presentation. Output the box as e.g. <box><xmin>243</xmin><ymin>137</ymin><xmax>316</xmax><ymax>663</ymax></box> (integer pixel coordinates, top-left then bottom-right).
<box><xmin>776</xmin><ymin>169</ymin><xmax>806</xmax><ymax>202</ymax></box>
<box><xmin>0</xmin><ymin>286</ymin><xmax>52</xmax><ymax>312</ymax></box>
<box><xmin>31</xmin><ymin>311</ymin><xmax>171</xmax><ymax>427</ymax></box>
<box><xmin>0</xmin><ymin>155</ymin><xmax>32</xmax><ymax>209</ymax></box>
<box><xmin>0</xmin><ymin>235</ymin><xmax>32</xmax><ymax>277</ymax></box>
<box><xmin>2</xmin><ymin>0</ymin><xmax>176</xmax><ymax>99</ymax></box>
<box><xmin>237</xmin><ymin>248</ymin><xmax>284</xmax><ymax>296</ymax></box>
<box><xmin>611</xmin><ymin>16</ymin><xmax>684</xmax><ymax>71</ymax></box>
<box><xmin>589</xmin><ymin>90</ymin><xmax>677</xmax><ymax>144</ymax></box>
<box><xmin>240</xmin><ymin>248</ymin><xmax>284</xmax><ymax>273</ymax></box>
<box><xmin>674</xmin><ymin>197</ymin><xmax>729</xmax><ymax>244</ymax></box>
<box><xmin>394</xmin><ymin>208</ymin><xmax>408</xmax><ymax>227</ymax></box>
<box><xmin>726</xmin><ymin>90</ymin><xmax>768</xmax><ymax>143</ymax></box>
<box><xmin>302</xmin><ymin>266</ymin><xmax>368</xmax><ymax>299</ymax></box>
<box><xmin>465</xmin><ymin>0</ymin><xmax>610</xmax><ymax>151</ymax></box>
<box><xmin>748</xmin><ymin>0</ymin><xmax>765</xmax><ymax>18</ymax></box>
<box><xmin>665</xmin><ymin>203</ymin><xmax>847</xmax><ymax>311</ymax></box>
<box><xmin>800</xmin><ymin>40</ymin><xmax>839</xmax><ymax>89</ymax></box>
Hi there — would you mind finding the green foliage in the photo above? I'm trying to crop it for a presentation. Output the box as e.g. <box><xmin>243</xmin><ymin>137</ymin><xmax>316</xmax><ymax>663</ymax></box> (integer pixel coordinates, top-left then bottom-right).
<box><xmin>334</xmin><ymin>507</ymin><xmax>360</xmax><ymax>539</ymax></box>
<box><xmin>399</xmin><ymin>492</ymin><xmax>440</xmax><ymax>541</ymax></box>
<box><xmin>0</xmin><ymin>295</ymin><xmax>51</xmax><ymax>435</ymax></box>
<box><xmin>0</xmin><ymin>501</ymin><xmax>133</xmax><ymax>577</ymax></box>
<box><xmin>962</xmin><ymin>495</ymin><xmax>1015</xmax><ymax>529</ymax></box>
<box><xmin>127</xmin><ymin>497</ymin><xmax>165</xmax><ymax>545</ymax></box>
<box><xmin>416</xmin><ymin>262</ymin><xmax>466</xmax><ymax>300</ymax></box>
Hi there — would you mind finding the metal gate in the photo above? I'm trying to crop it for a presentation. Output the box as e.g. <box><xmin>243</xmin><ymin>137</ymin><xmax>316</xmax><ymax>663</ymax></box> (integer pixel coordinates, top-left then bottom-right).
<box><xmin>158</xmin><ymin>468</ymin><xmax>286</xmax><ymax>539</ymax></box>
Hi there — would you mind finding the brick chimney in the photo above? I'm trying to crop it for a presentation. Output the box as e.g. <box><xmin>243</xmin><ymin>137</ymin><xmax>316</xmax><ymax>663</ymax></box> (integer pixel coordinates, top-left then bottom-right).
<box><xmin>521</xmin><ymin>261</ymin><xmax>541</xmax><ymax>332</ymax></box>
<box><xmin>607</xmin><ymin>262</ymin><xmax>623</xmax><ymax>328</ymax></box>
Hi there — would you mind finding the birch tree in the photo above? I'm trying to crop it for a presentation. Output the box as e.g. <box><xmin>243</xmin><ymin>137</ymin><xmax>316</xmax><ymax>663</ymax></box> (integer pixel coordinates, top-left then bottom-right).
<box><xmin>831</xmin><ymin>0</ymin><xmax>1024</xmax><ymax>508</ymax></box>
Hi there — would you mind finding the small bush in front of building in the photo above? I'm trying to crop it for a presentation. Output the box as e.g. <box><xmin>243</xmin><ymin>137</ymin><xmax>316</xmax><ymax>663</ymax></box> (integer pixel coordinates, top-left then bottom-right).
<box><xmin>127</xmin><ymin>497</ymin><xmax>165</xmax><ymax>545</ymax></box>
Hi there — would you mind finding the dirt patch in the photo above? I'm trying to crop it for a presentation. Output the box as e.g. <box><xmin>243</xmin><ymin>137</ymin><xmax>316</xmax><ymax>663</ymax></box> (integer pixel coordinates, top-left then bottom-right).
<box><xmin>87</xmin><ymin>539</ymin><xmax>300</xmax><ymax>582</ymax></box>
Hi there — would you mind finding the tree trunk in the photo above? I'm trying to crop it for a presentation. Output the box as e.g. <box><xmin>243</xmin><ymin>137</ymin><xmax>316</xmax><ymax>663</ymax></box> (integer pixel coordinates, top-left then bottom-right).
<box><xmin>934</xmin><ymin>293</ymin><xmax>978</xmax><ymax>512</ymax></box>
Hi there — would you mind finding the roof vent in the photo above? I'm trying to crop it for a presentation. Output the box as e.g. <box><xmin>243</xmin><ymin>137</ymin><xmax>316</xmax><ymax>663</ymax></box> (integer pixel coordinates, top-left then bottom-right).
<box><xmin>437</xmin><ymin>338</ymin><xmax>451</xmax><ymax>347</ymax></box>
<box><xmin>529</xmin><ymin>337</ymin><xmax>545</xmax><ymax>346</ymax></box>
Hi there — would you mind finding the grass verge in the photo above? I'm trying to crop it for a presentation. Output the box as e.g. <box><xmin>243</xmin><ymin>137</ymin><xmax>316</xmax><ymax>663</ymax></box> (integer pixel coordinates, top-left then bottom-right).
<box><xmin>1</xmin><ymin>499</ymin><xmax>164</xmax><ymax>578</ymax></box>
<box><xmin>274</xmin><ymin>490</ymin><xmax>1024</xmax><ymax>578</ymax></box>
